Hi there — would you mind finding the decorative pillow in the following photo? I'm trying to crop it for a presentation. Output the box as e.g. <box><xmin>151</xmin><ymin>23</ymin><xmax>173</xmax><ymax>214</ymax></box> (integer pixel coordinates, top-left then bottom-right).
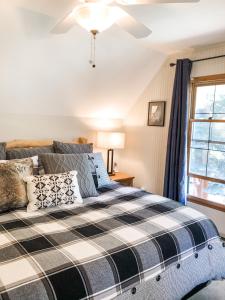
<box><xmin>1</xmin><ymin>156</ymin><xmax>39</xmax><ymax>175</ymax></box>
<box><xmin>6</xmin><ymin>145</ymin><xmax>54</xmax><ymax>160</ymax></box>
<box><xmin>88</xmin><ymin>153</ymin><xmax>111</xmax><ymax>188</ymax></box>
<box><xmin>39</xmin><ymin>153</ymin><xmax>99</xmax><ymax>198</ymax></box>
<box><xmin>25</xmin><ymin>171</ymin><xmax>83</xmax><ymax>212</ymax></box>
<box><xmin>0</xmin><ymin>158</ymin><xmax>34</xmax><ymax>178</ymax></box>
<box><xmin>53</xmin><ymin>141</ymin><xmax>93</xmax><ymax>154</ymax></box>
<box><xmin>0</xmin><ymin>158</ymin><xmax>33</xmax><ymax>212</ymax></box>
<box><xmin>6</xmin><ymin>146</ymin><xmax>54</xmax><ymax>175</ymax></box>
<box><xmin>0</xmin><ymin>143</ymin><xmax>6</xmax><ymax>160</ymax></box>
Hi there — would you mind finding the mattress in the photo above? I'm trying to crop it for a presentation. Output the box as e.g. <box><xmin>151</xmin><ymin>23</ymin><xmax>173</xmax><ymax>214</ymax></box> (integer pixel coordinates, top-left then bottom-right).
<box><xmin>0</xmin><ymin>183</ymin><xmax>224</xmax><ymax>300</ymax></box>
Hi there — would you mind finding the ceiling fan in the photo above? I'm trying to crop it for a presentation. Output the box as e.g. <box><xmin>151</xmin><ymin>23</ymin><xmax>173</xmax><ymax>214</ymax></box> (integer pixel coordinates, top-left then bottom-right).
<box><xmin>52</xmin><ymin>0</ymin><xmax>200</xmax><ymax>68</ymax></box>
<box><xmin>17</xmin><ymin>0</ymin><xmax>200</xmax><ymax>67</ymax></box>
<box><xmin>52</xmin><ymin>0</ymin><xmax>199</xmax><ymax>38</ymax></box>
<box><xmin>50</xmin><ymin>0</ymin><xmax>199</xmax><ymax>67</ymax></box>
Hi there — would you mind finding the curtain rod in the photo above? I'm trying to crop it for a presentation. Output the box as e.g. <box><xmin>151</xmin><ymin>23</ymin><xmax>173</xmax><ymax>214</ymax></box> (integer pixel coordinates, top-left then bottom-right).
<box><xmin>169</xmin><ymin>54</ymin><xmax>225</xmax><ymax>67</ymax></box>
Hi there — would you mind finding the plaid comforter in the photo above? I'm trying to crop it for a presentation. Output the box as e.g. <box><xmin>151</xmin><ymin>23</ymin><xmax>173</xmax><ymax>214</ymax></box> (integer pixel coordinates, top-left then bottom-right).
<box><xmin>0</xmin><ymin>184</ymin><xmax>219</xmax><ymax>300</ymax></box>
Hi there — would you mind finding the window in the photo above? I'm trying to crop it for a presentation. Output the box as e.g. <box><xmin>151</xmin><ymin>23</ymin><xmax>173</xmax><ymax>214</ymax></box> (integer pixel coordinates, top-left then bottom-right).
<box><xmin>188</xmin><ymin>74</ymin><xmax>225</xmax><ymax>210</ymax></box>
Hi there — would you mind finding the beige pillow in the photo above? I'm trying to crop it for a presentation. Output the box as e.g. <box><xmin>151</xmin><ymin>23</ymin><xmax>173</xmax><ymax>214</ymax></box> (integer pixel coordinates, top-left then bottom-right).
<box><xmin>0</xmin><ymin>158</ymin><xmax>33</xmax><ymax>212</ymax></box>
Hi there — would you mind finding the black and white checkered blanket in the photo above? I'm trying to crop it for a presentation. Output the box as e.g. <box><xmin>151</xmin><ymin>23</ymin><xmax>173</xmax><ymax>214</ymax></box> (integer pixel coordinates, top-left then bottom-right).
<box><xmin>0</xmin><ymin>184</ymin><xmax>219</xmax><ymax>300</ymax></box>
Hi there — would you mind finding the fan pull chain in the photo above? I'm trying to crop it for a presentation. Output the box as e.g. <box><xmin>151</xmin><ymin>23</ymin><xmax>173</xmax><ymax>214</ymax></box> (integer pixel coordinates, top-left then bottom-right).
<box><xmin>89</xmin><ymin>30</ymin><xmax>98</xmax><ymax>68</ymax></box>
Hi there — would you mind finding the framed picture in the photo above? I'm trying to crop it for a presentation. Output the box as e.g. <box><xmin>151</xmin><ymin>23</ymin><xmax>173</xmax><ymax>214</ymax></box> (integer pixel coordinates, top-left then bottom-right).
<box><xmin>147</xmin><ymin>101</ymin><xmax>166</xmax><ymax>127</ymax></box>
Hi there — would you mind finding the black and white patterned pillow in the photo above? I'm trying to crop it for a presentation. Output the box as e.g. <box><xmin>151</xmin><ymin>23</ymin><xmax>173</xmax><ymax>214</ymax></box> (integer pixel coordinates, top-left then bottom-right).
<box><xmin>24</xmin><ymin>171</ymin><xmax>83</xmax><ymax>212</ymax></box>
<box><xmin>88</xmin><ymin>153</ymin><xmax>111</xmax><ymax>188</ymax></box>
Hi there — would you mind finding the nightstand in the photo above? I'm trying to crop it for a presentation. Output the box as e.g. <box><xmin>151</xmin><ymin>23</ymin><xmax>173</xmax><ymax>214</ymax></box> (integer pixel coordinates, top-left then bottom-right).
<box><xmin>110</xmin><ymin>172</ymin><xmax>135</xmax><ymax>187</ymax></box>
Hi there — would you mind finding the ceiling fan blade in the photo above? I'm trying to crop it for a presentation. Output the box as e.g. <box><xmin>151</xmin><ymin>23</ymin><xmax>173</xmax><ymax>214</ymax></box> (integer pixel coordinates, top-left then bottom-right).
<box><xmin>117</xmin><ymin>0</ymin><xmax>199</xmax><ymax>5</ymax></box>
<box><xmin>15</xmin><ymin>0</ymin><xmax>79</xmax><ymax>18</ymax></box>
<box><xmin>17</xmin><ymin>8</ymin><xmax>56</xmax><ymax>37</ymax></box>
<box><xmin>115</xmin><ymin>8</ymin><xmax>151</xmax><ymax>38</ymax></box>
<box><xmin>51</xmin><ymin>11</ymin><xmax>77</xmax><ymax>34</ymax></box>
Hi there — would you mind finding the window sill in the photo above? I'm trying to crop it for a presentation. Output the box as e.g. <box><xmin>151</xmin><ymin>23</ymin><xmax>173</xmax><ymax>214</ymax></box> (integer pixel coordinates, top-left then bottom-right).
<box><xmin>188</xmin><ymin>195</ymin><xmax>225</xmax><ymax>213</ymax></box>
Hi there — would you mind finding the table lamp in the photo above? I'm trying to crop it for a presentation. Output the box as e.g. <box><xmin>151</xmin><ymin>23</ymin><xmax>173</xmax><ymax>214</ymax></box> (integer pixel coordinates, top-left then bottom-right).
<box><xmin>97</xmin><ymin>131</ymin><xmax>125</xmax><ymax>175</ymax></box>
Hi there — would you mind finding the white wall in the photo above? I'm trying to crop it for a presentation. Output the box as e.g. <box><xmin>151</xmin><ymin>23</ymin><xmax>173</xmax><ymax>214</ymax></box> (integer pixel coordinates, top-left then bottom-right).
<box><xmin>0</xmin><ymin>114</ymin><xmax>89</xmax><ymax>141</ymax></box>
<box><xmin>0</xmin><ymin>114</ymin><xmax>124</xmax><ymax>143</ymax></box>
<box><xmin>120</xmin><ymin>42</ymin><xmax>225</xmax><ymax>235</ymax></box>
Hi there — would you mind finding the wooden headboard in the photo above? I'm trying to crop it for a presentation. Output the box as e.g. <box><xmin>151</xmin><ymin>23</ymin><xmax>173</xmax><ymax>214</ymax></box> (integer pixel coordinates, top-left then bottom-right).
<box><xmin>6</xmin><ymin>137</ymin><xmax>88</xmax><ymax>149</ymax></box>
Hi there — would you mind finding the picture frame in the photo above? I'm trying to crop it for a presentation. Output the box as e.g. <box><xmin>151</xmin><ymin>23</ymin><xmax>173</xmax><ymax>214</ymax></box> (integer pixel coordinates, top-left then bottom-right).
<box><xmin>147</xmin><ymin>101</ymin><xmax>166</xmax><ymax>127</ymax></box>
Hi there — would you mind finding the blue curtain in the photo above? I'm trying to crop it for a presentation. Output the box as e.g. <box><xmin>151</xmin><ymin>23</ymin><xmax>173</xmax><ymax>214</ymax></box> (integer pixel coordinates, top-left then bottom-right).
<box><xmin>163</xmin><ymin>59</ymin><xmax>192</xmax><ymax>205</ymax></box>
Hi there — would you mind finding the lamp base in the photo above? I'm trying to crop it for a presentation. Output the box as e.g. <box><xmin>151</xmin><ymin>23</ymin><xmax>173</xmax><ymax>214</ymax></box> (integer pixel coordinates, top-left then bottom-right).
<box><xmin>108</xmin><ymin>171</ymin><xmax>115</xmax><ymax>176</ymax></box>
<box><xmin>107</xmin><ymin>149</ymin><xmax>114</xmax><ymax>175</ymax></box>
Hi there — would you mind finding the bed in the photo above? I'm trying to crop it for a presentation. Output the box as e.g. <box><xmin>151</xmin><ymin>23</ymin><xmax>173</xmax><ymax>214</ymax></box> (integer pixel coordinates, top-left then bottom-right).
<box><xmin>0</xmin><ymin>183</ymin><xmax>225</xmax><ymax>300</ymax></box>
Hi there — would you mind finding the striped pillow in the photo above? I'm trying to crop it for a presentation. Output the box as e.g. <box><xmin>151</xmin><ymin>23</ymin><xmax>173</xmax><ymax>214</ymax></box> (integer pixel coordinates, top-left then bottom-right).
<box><xmin>39</xmin><ymin>153</ymin><xmax>98</xmax><ymax>198</ymax></box>
<box><xmin>53</xmin><ymin>141</ymin><xmax>93</xmax><ymax>154</ymax></box>
<box><xmin>6</xmin><ymin>146</ymin><xmax>54</xmax><ymax>160</ymax></box>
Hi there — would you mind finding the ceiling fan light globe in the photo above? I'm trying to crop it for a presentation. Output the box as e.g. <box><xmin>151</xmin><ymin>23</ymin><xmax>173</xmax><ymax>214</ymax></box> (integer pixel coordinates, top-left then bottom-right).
<box><xmin>73</xmin><ymin>4</ymin><xmax>121</xmax><ymax>32</ymax></box>
<box><xmin>116</xmin><ymin>0</ymin><xmax>139</xmax><ymax>4</ymax></box>
<box><xmin>82</xmin><ymin>0</ymin><xmax>114</xmax><ymax>4</ymax></box>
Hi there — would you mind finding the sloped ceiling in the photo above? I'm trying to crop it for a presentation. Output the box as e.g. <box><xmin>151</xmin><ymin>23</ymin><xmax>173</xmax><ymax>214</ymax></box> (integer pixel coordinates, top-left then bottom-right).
<box><xmin>0</xmin><ymin>1</ymin><xmax>166</xmax><ymax>119</ymax></box>
<box><xmin>1</xmin><ymin>0</ymin><xmax>225</xmax><ymax>119</ymax></box>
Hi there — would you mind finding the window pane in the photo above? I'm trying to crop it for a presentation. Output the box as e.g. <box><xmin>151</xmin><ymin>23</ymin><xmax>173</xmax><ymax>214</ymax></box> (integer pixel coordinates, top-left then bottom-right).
<box><xmin>192</xmin><ymin>122</ymin><xmax>210</xmax><ymax>141</ymax></box>
<box><xmin>210</xmin><ymin>123</ymin><xmax>225</xmax><ymax>143</ymax></box>
<box><xmin>189</xmin><ymin>148</ymin><xmax>207</xmax><ymax>176</ymax></box>
<box><xmin>207</xmin><ymin>150</ymin><xmax>225</xmax><ymax>180</ymax></box>
<box><xmin>191</xmin><ymin>140</ymin><xmax>208</xmax><ymax>150</ymax></box>
<box><xmin>189</xmin><ymin>81</ymin><xmax>225</xmax><ymax>206</ymax></box>
<box><xmin>195</xmin><ymin>113</ymin><xmax>212</xmax><ymax>119</ymax></box>
<box><xmin>195</xmin><ymin>85</ymin><xmax>225</xmax><ymax>120</ymax></box>
<box><xmin>190</xmin><ymin>121</ymin><xmax>225</xmax><ymax>180</ymax></box>
<box><xmin>213</xmin><ymin>114</ymin><xmax>225</xmax><ymax>120</ymax></box>
<box><xmin>209</xmin><ymin>142</ymin><xmax>225</xmax><ymax>152</ymax></box>
<box><xmin>195</xmin><ymin>85</ymin><xmax>215</xmax><ymax>115</ymax></box>
<box><xmin>189</xmin><ymin>177</ymin><xmax>225</xmax><ymax>206</ymax></box>
<box><xmin>214</xmin><ymin>84</ymin><xmax>225</xmax><ymax>114</ymax></box>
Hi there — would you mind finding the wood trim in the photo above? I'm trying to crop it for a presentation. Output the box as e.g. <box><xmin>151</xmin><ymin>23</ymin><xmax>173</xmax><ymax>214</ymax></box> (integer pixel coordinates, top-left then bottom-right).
<box><xmin>187</xmin><ymin>73</ymin><xmax>225</xmax><ymax>178</ymax></box>
<box><xmin>190</xmin><ymin>119</ymin><xmax>225</xmax><ymax>123</ymax></box>
<box><xmin>188</xmin><ymin>195</ymin><xmax>225</xmax><ymax>213</ymax></box>
<box><xmin>190</xmin><ymin>139</ymin><xmax>225</xmax><ymax>146</ymax></box>
<box><xmin>188</xmin><ymin>173</ymin><xmax>225</xmax><ymax>185</ymax></box>
<box><xmin>187</xmin><ymin>81</ymin><xmax>196</xmax><ymax>173</ymax></box>
<box><xmin>187</xmin><ymin>74</ymin><xmax>225</xmax><ymax>213</ymax></box>
<box><xmin>192</xmin><ymin>74</ymin><xmax>225</xmax><ymax>85</ymax></box>
<box><xmin>6</xmin><ymin>137</ymin><xmax>89</xmax><ymax>149</ymax></box>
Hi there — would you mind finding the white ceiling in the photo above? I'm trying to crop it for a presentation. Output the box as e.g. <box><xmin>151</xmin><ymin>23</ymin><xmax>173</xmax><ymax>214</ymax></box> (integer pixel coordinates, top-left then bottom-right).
<box><xmin>125</xmin><ymin>0</ymin><xmax>225</xmax><ymax>53</ymax></box>
<box><xmin>14</xmin><ymin>0</ymin><xmax>225</xmax><ymax>53</ymax></box>
<box><xmin>1</xmin><ymin>0</ymin><xmax>225</xmax><ymax>119</ymax></box>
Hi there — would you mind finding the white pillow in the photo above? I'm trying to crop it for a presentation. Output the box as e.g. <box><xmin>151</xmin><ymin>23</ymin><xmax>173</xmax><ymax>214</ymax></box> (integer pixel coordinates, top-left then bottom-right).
<box><xmin>24</xmin><ymin>170</ymin><xmax>83</xmax><ymax>212</ymax></box>
<box><xmin>30</xmin><ymin>156</ymin><xmax>39</xmax><ymax>168</ymax></box>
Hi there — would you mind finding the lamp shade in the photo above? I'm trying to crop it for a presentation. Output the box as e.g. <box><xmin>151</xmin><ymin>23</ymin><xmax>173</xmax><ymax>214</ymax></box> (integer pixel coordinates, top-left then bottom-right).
<box><xmin>97</xmin><ymin>132</ymin><xmax>125</xmax><ymax>149</ymax></box>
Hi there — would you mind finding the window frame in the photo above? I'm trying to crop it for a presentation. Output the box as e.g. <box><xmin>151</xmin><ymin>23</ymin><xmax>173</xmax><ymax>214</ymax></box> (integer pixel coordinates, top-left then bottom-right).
<box><xmin>187</xmin><ymin>74</ymin><xmax>225</xmax><ymax>211</ymax></box>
